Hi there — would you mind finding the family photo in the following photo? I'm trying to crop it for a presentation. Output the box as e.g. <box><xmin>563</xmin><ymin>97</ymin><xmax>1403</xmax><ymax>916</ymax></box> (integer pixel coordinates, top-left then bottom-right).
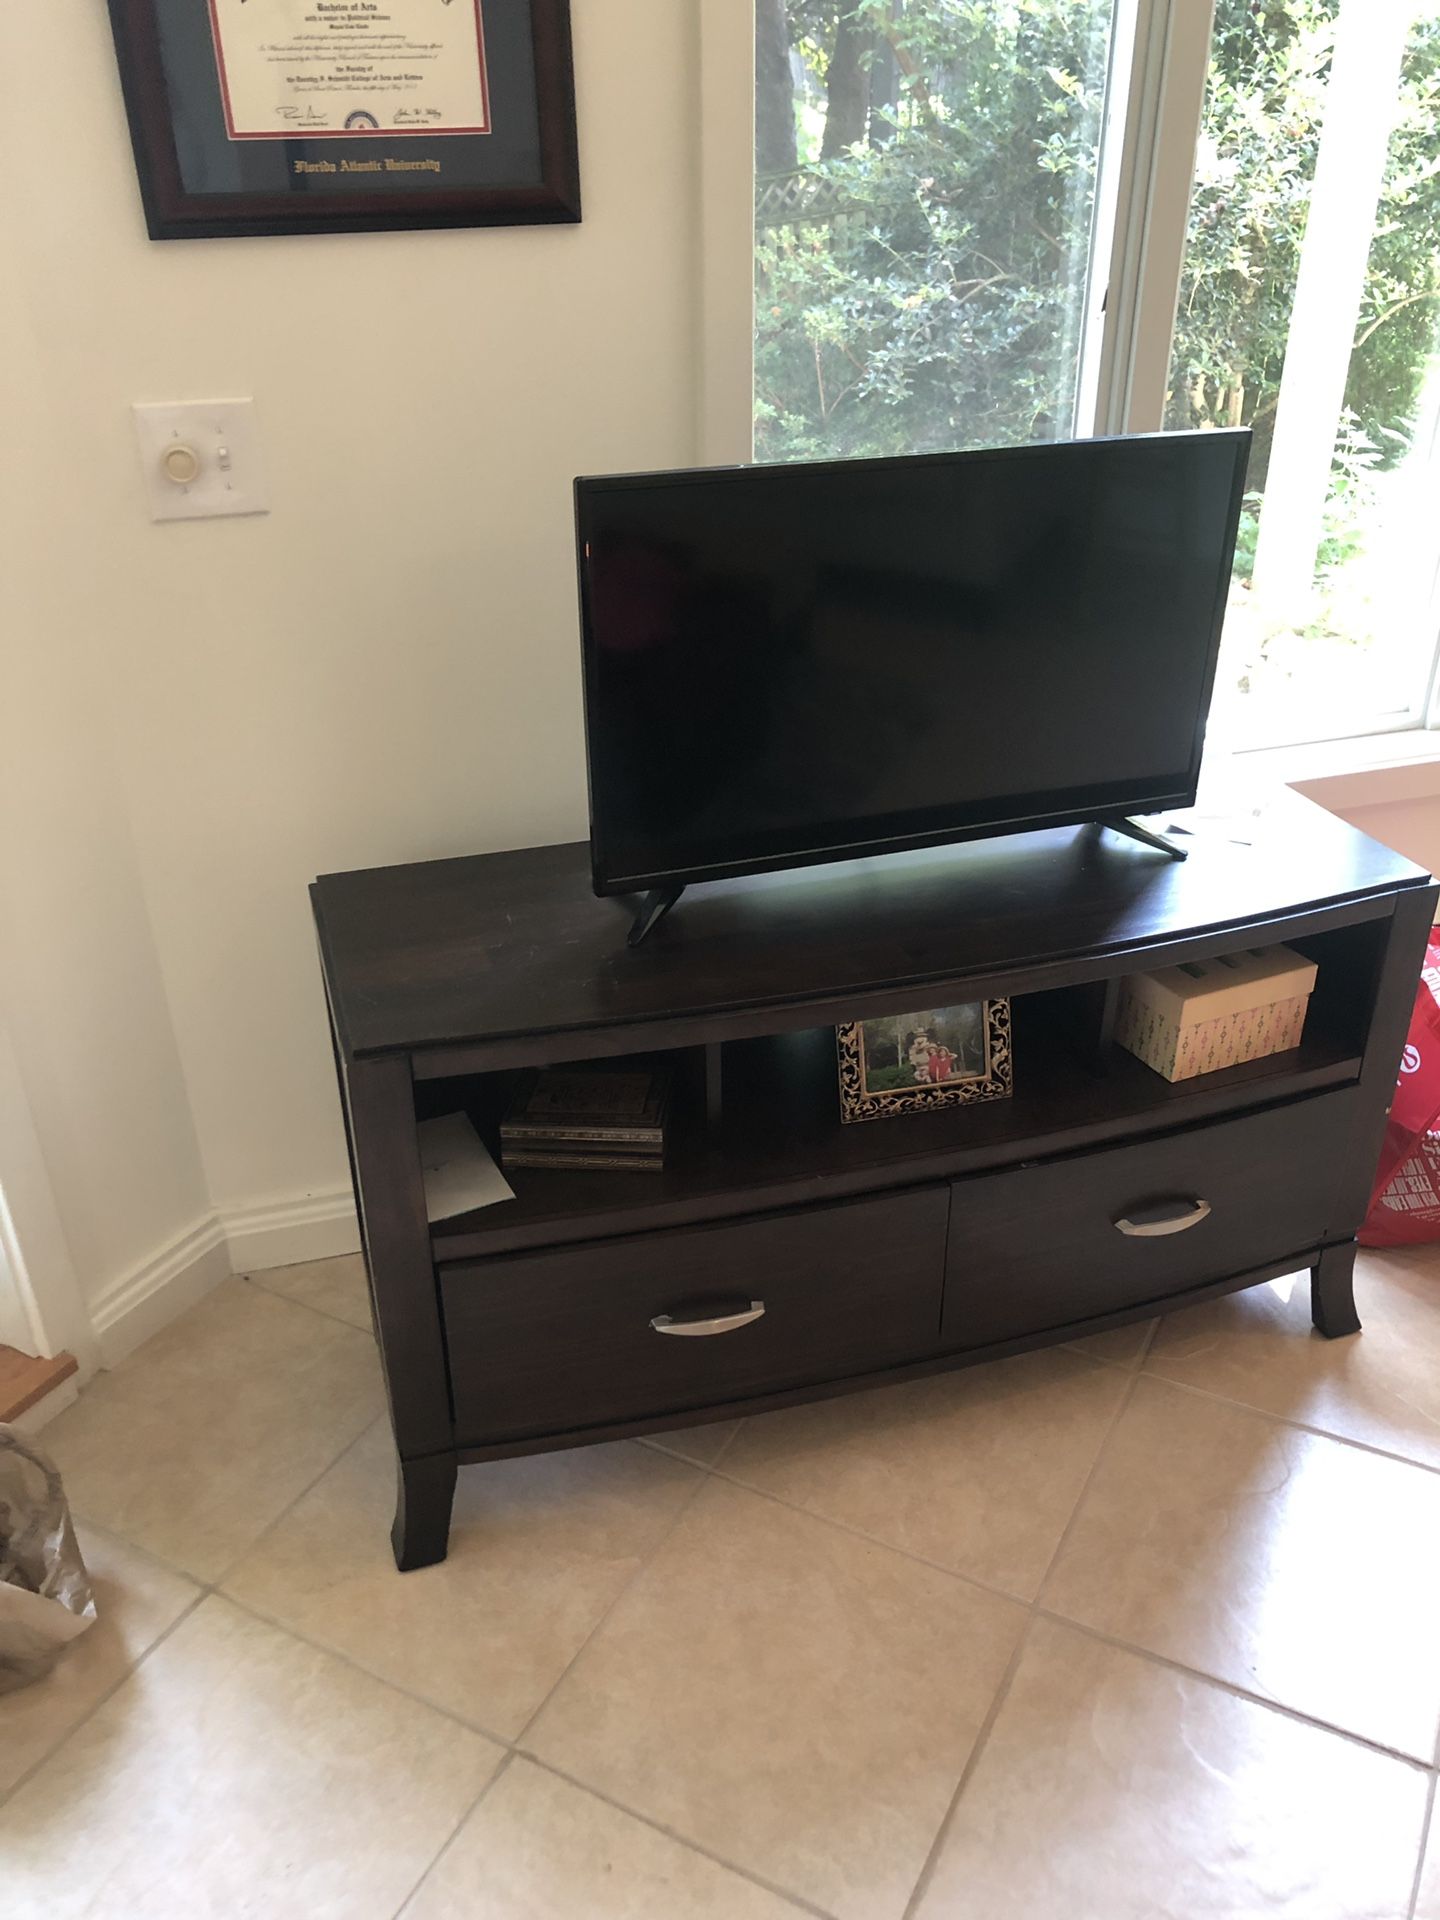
<box><xmin>856</xmin><ymin>1006</ymin><xmax>990</xmax><ymax>1093</ymax></box>
<box><xmin>836</xmin><ymin>999</ymin><xmax>1013</xmax><ymax>1123</ymax></box>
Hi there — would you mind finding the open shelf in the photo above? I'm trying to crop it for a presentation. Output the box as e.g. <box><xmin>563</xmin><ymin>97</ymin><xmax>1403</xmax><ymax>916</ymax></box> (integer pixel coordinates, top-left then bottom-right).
<box><xmin>427</xmin><ymin>989</ymin><xmax>1362</xmax><ymax>1263</ymax></box>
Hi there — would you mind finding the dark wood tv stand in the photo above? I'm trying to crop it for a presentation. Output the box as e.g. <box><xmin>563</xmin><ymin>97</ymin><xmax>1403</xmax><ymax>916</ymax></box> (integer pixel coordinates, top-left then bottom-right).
<box><xmin>312</xmin><ymin>796</ymin><xmax>1435</xmax><ymax>1570</ymax></box>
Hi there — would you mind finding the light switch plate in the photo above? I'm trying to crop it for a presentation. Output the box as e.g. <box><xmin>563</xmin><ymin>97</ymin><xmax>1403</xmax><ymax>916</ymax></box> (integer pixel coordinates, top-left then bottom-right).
<box><xmin>132</xmin><ymin>399</ymin><xmax>270</xmax><ymax>522</ymax></box>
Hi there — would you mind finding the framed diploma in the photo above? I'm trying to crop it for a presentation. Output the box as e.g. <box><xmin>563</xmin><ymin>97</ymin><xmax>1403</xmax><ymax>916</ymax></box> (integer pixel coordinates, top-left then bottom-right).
<box><xmin>105</xmin><ymin>0</ymin><xmax>579</xmax><ymax>239</ymax></box>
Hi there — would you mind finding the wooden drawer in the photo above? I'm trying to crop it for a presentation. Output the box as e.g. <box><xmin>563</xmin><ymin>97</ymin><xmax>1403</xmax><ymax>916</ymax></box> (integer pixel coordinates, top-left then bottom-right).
<box><xmin>942</xmin><ymin>1089</ymin><xmax>1358</xmax><ymax>1351</ymax></box>
<box><xmin>443</xmin><ymin>1186</ymin><xmax>948</xmax><ymax>1444</ymax></box>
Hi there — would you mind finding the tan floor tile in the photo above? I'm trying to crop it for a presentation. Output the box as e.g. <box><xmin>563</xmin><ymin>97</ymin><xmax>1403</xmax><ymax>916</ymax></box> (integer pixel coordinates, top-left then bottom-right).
<box><xmin>224</xmin><ymin>1421</ymin><xmax>701</xmax><ymax>1739</ymax></box>
<box><xmin>1042</xmin><ymin>1376</ymin><xmax>1440</xmax><ymax>1758</ymax></box>
<box><xmin>526</xmin><ymin>1476</ymin><xmax>1025</xmax><ymax>1920</ymax></box>
<box><xmin>1147</xmin><ymin>1252</ymin><xmax>1440</xmax><ymax>1470</ymax></box>
<box><xmin>722</xmin><ymin>1351</ymin><xmax>1128</xmax><ymax>1598</ymax></box>
<box><xmin>640</xmin><ymin>1419</ymin><xmax>743</xmax><ymax>1467</ymax></box>
<box><xmin>1416</xmin><ymin>1817</ymin><xmax>1440</xmax><ymax>1920</ymax></box>
<box><xmin>406</xmin><ymin>1757</ymin><xmax>811</xmax><ymax>1919</ymax></box>
<box><xmin>43</xmin><ymin>1279</ymin><xmax>383</xmax><ymax>1581</ymax></box>
<box><xmin>914</xmin><ymin>1618</ymin><xmax>1428</xmax><ymax>1920</ymax></box>
<box><xmin>0</xmin><ymin>1525</ymin><xmax>198</xmax><ymax>1799</ymax></box>
<box><xmin>1062</xmin><ymin>1317</ymin><xmax>1156</xmax><ymax>1367</ymax></box>
<box><xmin>247</xmin><ymin>1252</ymin><xmax>374</xmax><ymax>1332</ymax></box>
<box><xmin>0</xmin><ymin>1594</ymin><xmax>501</xmax><ymax>1919</ymax></box>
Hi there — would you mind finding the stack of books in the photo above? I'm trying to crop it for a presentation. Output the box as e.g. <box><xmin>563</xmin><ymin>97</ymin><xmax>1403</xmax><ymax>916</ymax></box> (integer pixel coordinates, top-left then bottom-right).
<box><xmin>499</xmin><ymin>1064</ymin><xmax>671</xmax><ymax>1173</ymax></box>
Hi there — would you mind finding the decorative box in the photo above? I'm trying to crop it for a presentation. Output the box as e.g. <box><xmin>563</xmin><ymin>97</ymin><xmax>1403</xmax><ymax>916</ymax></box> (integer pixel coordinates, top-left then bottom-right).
<box><xmin>1114</xmin><ymin>944</ymin><xmax>1319</xmax><ymax>1082</ymax></box>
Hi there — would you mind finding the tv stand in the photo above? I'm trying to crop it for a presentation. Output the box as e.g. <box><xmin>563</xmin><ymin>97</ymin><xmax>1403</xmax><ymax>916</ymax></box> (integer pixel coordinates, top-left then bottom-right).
<box><xmin>627</xmin><ymin>881</ymin><xmax>685</xmax><ymax>947</ymax></box>
<box><xmin>312</xmin><ymin>800</ymin><xmax>1434</xmax><ymax>1571</ymax></box>
<box><xmin>1097</xmin><ymin>815</ymin><xmax>1189</xmax><ymax>860</ymax></box>
<box><xmin>630</xmin><ymin>816</ymin><xmax>1185</xmax><ymax>947</ymax></box>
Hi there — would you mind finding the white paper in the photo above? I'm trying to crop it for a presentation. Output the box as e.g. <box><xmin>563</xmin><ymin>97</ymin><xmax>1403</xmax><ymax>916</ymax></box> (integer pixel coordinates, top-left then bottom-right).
<box><xmin>209</xmin><ymin>0</ymin><xmax>491</xmax><ymax>142</ymax></box>
<box><xmin>417</xmin><ymin>1113</ymin><xmax>514</xmax><ymax>1222</ymax></box>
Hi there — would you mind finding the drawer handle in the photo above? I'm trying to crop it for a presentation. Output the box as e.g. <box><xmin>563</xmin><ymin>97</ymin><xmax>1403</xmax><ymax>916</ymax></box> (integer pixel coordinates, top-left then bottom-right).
<box><xmin>1114</xmin><ymin>1198</ymin><xmax>1212</xmax><ymax>1238</ymax></box>
<box><xmin>650</xmin><ymin>1301</ymin><xmax>766</xmax><ymax>1337</ymax></box>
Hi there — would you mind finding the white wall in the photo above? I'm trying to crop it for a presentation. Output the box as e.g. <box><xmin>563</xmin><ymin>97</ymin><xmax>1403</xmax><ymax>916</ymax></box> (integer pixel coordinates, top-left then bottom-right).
<box><xmin>3</xmin><ymin>0</ymin><xmax>706</xmax><ymax>1321</ymax></box>
<box><xmin>1293</xmin><ymin>767</ymin><xmax>1440</xmax><ymax>886</ymax></box>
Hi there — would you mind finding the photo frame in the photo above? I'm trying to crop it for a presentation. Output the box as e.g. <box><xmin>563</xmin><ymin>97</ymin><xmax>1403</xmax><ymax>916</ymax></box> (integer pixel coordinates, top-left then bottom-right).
<box><xmin>105</xmin><ymin>0</ymin><xmax>579</xmax><ymax>240</ymax></box>
<box><xmin>836</xmin><ymin>1001</ymin><xmax>1012</xmax><ymax>1124</ymax></box>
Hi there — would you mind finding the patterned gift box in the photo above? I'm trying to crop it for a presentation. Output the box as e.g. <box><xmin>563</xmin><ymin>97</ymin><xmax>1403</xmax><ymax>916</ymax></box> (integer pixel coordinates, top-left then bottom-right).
<box><xmin>1114</xmin><ymin>944</ymin><xmax>1318</xmax><ymax>1083</ymax></box>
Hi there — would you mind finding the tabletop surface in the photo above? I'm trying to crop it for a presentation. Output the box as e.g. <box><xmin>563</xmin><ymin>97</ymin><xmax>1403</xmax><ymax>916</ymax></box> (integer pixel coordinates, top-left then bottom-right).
<box><xmin>311</xmin><ymin>794</ymin><xmax>1431</xmax><ymax>1060</ymax></box>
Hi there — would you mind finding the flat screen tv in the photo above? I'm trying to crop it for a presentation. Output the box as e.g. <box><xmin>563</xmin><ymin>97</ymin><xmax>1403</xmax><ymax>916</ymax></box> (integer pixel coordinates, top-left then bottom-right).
<box><xmin>575</xmin><ymin>430</ymin><xmax>1249</xmax><ymax>920</ymax></box>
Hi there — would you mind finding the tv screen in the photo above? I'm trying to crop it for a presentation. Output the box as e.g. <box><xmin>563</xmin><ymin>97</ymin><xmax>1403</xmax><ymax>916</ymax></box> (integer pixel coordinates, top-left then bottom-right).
<box><xmin>576</xmin><ymin>430</ymin><xmax>1249</xmax><ymax>896</ymax></box>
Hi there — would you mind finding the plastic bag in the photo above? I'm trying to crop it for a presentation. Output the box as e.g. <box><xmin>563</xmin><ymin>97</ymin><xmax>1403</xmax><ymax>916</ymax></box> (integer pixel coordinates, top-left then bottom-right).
<box><xmin>1360</xmin><ymin>930</ymin><xmax>1440</xmax><ymax>1247</ymax></box>
<box><xmin>0</xmin><ymin>1425</ymin><xmax>95</xmax><ymax>1694</ymax></box>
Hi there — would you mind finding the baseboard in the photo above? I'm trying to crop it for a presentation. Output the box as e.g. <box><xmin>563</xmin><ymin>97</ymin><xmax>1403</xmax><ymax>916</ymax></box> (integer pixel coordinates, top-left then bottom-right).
<box><xmin>82</xmin><ymin>1190</ymin><xmax>361</xmax><ymax>1370</ymax></box>
<box><xmin>89</xmin><ymin>1216</ymin><xmax>232</xmax><ymax>1367</ymax></box>
<box><xmin>220</xmin><ymin>1189</ymin><xmax>360</xmax><ymax>1274</ymax></box>
<box><xmin>12</xmin><ymin>1373</ymin><xmax>81</xmax><ymax>1435</ymax></box>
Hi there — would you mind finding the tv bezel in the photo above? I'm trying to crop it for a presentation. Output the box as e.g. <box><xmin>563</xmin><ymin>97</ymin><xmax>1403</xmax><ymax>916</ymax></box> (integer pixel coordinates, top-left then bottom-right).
<box><xmin>575</xmin><ymin>430</ymin><xmax>1251</xmax><ymax>899</ymax></box>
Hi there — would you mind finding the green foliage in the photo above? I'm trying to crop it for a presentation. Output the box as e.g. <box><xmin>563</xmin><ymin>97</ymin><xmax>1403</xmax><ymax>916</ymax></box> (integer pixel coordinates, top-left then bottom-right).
<box><xmin>757</xmin><ymin>0</ymin><xmax>1440</xmax><ymax>482</ymax></box>
<box><xmin>755</xmin><ymin>0</ymin><xmax>1112</xmax><ymax>461</ymax></box>
<box><xmin>1167</xmin><ymin>0</ymin><xmax>1440</xmax><ymax>489</ymax></box>
<box><xmin>862</xmin><ymin>1064</ymin><xmax>919</xmax><ymax>1091</ymax></box>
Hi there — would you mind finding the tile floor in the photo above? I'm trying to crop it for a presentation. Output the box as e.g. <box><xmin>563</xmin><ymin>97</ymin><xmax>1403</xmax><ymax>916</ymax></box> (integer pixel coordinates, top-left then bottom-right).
<box><xmin>6</xmin><ymin>1247</ymin><xmax>1440</xmax><ymax>1917</ymax></box>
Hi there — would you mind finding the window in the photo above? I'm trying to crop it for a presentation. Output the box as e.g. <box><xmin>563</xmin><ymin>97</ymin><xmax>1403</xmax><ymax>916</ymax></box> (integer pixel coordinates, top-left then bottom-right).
<box><xmin>1169</xmin><ymin>0</ymin><xmax>1440</xmax><ymax>747</ymax></box>
<box><xmin>749</xmin><ymin>0</ymin><xmax>1440</xmax><ymax>751</ymax></box>
<box><xmin>754</xmin><ymin>0</ymin><xmax>1118</xmax><ymax>461</ymax></box>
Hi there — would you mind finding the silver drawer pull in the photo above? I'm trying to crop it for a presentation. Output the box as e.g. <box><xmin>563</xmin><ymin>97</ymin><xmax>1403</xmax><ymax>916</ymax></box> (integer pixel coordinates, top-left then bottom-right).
<box><xmin>650</xmin><ymin>1302</ymin><xmax>766</xmax><ymax>1337</ymax></box>
<box><xmin>1114</xmin><ymin>1198</ymin><xmax>1212</xmax><ymax>1238</ymax></box>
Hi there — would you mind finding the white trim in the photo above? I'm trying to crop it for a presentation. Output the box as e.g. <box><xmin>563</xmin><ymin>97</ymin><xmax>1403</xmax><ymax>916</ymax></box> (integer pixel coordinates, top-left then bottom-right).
<box><xmin>1249</xmin><ymin>0</ymin><xmax>1413</xmax><ymax>608</ymax></box>
<box><xmin>89</xmin><ymin>1215</ymin><xmax>231</xmax><ymax>1367</ymax></box>
<box><xmin>84</xmin><ymin>1187</ymin><xmax>361</xmax><ymax>1367</ymax></box>
<box><xmin>1093</xmin><ymin>0</ymin><xmax>1216</xmax><ymax>435</ymax></box>
<box><xmin>220</xmin><ymin>1188</ymin><xmax>360</xmax><ymax>1274</ymax></box>
<box><xmin>1084</xmin><ymin>0</ymin><xmax>1167</xmax><ymax>434</ymax></box>
<box><xmin>0</xmin><ymin>1018</ymin><xmax>96</xmax><ymax>1370</ymax></box>
<box><xmin>1074</xmin><ymin>0</ymin><xmax>1141</xmax><ymax>434</ymax></box>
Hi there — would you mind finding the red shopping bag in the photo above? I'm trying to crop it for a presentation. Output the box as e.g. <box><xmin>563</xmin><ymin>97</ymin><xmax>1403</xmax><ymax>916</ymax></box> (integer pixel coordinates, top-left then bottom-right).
<box><xmin>1360</xmin><ymin>930</ymin><xmax>1440</xmax><ymax>1246</ymax></box>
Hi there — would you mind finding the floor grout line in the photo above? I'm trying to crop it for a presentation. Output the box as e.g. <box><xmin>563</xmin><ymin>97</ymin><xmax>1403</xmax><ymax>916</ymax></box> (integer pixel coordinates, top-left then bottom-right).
<box><xmin>241</xmin><ymin>1269</ymin><xmax>376</xmax><ymax>1337</ymax></box>
<box><xmin>0</xmin><ymin>1586</ymin><xmax>209</xmax><ymax>1812</ymax></box>
<box><xmin>900</xmin><ymin>1610</ymin><xmax>1040</xmax><ymax>1920</ymax></box>
<box><xmin>1133</xmin><ymin>1316</ymin><xmax>1162</xmax><ymax>1368</ymax></box>
<box><xmin>901</xmin><ymin>1368</ymin><xmax>1145</xmax><ymax>1920</ymax></box>
<box><xmin>390</xmin><ymin>1748</ymin><xmax>518</xmax><ymax>1920</ymax></box>
<box><xmin>226</xmin><ymin>1536</ymin><xmax>837</xmax><ymax>1918</ymax></box>
<box><xmin>1408</xmin><ymin>1773</ymin><xmax>1438</xmax><ymax>1920</ymax></box>
<box><xmin>208</xmin><ymin>1413</ymin><xmax>387</xmax><ymax>1592</ymax></box>
<box><xmin>638</xmin><ymin>1419</ymin><xmax>746</xmax><ymax>1471</ymax></box>
<box><xmin>1034</xmin><ymin>1609</ymin><xmax>1438</xmax><ymax>1773</ymax></box>
<box><xmin>1134</xmin><ymin>1367</ymin><xmax>1440</xmax><ymax>1479</ymax></box>
<box><xmin>510</xmin><ymin>1464</ymin><xmax>712</xmax><ymax>1751</ymax></box>
<box><xmin>523</xmin><ymin>1754</ymin><xmax>838</xmax><ymax>1920</ymax></box>
<box><xmin>218</xmin><ymin>1588</ymin><xmax>518</xmax><ymax>1749</ymax></box>
<box><xmin>1035</xmin><ymin>1367</ymin><xmax>1147</xmax><ymax>1601</ymax></box>
<box><xmin>700</xmin><ymin>1460</ymin><xmax>1033</xmax><ymax>1609</ymax></box>
<box><xmin>1409</xmin><ymin>1688</ymin><xmax>1440</xmax><ymax>1917</ymax></box>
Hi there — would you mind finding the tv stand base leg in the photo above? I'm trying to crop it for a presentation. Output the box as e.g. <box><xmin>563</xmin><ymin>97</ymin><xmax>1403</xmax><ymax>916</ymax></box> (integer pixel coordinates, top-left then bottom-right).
<box><xmin>1097</xmin><ymin>816</ymin><xmax>1188</xmax><ymax>861</ymax></box>
<box><xmin>627</xmin><ymin>882</ymin><xmax>685</xmax><ymax>947</ymax></box>
<box><xmin>392</xmin><ymin>1452</ymin><xmax>456</xmax><ymax>1571</ymax></box>
<box><xmin>1311</xmin><ymin>1240</ymin><xmax>1361</xmax><ymax>1339</ymax></box>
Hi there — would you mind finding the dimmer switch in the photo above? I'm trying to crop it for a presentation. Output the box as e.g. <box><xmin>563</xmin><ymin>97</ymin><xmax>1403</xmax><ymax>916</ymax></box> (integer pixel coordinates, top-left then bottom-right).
<box><xmin>132</xmin><ymin>399</ymin><xmax>269</xmax><ymax>522</ymax></box>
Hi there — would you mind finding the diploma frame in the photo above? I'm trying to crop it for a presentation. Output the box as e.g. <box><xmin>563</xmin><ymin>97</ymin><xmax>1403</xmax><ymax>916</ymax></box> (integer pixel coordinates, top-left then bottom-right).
<box><xmin>105</xmin><ymin>0</ymin><xmax>580</xmax><ymax>239</ymax></box>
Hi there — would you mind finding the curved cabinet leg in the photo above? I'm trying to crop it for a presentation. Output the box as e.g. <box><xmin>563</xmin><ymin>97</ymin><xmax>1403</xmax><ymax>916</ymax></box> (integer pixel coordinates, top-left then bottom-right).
<box><xmin>392</xmin><ymin>1452</ymin><xmax>457</xmax><ymax>1571</ymax></box>
<box><xmin>1311</xmin><ymin>1240</ymin><xmax>1361</xmax><ymax>1340</ymax></box>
